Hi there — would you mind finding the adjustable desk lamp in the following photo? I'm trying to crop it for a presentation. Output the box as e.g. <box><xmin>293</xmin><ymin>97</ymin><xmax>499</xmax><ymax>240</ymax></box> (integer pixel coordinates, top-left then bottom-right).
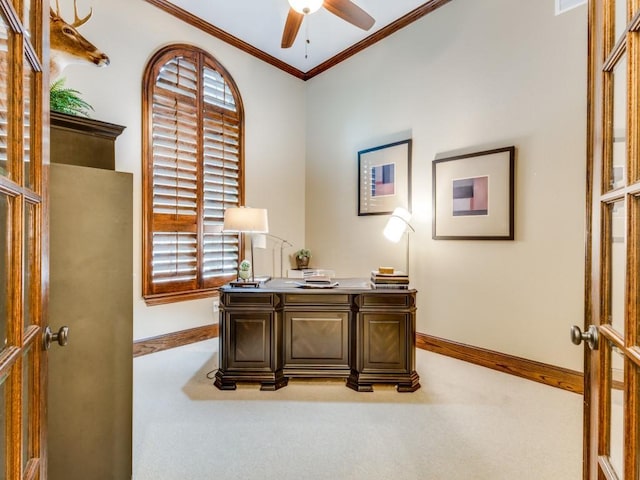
<box><xmin>383</xmin><ymin>207</ymin><xmax>415</xmax><ymax>277</ymax></box>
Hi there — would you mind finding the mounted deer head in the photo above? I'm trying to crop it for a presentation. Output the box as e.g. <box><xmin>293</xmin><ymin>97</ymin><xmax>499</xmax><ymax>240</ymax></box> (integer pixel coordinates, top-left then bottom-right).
<box><xmin>49</xmin><ymin>0</ymin><xmax>109</xmax><ymax>81</ymax></box>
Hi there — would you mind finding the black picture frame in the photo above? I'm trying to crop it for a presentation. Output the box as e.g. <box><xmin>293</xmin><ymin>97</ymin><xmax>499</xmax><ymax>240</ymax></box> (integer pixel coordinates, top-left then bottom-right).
<box><xmin>358</xmin><ymin>139</ymin><xmax>412</xmax><ymax>216</ymax></box>
<box><xmin>432</xmin><ymin>146</ymin><xmax>515</xmax><ymax>240</ymax></box>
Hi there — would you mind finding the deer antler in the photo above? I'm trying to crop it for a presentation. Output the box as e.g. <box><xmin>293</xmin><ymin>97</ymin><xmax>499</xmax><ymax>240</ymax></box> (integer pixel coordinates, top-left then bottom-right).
<box><xmin>53</xmin><ymin>0</ymin><xmax>61</xmax><ymax>17</ymax></box>
<box><xmin>72</xmin><ymin>0</ymin><xmax>92</xmax><ymax>28</ymax></box>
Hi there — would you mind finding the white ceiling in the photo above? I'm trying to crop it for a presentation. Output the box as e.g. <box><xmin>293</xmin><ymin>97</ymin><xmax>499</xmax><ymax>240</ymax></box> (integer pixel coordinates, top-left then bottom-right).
<box><xmin>163</xmin><ymin>0</ymin><xmax>430</xmax><ymax>74</ymax></box>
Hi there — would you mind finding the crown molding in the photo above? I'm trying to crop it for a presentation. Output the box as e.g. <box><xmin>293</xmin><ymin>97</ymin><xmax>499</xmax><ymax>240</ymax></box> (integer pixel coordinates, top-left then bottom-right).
<box><xmin>144</xmin><ymin>0</ymin><xmax>452</xmax><ymax>81</ymax></box>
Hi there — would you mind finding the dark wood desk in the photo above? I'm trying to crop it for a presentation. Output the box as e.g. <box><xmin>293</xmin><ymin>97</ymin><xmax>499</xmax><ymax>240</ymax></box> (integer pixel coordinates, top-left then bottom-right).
<box><xmin>214</xmin><ymin>278</ymin><xmax>420</xmax><ymax>392</ymax></box>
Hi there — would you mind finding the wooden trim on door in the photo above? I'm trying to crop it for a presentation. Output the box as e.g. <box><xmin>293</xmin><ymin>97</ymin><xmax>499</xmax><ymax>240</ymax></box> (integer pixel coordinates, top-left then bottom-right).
<box><xmin>416</xmin><ymin>333</ymin><xmax>584</xmax><ymax>394</ymax></box>
<box><xmin>133</xmin><ymin>324</ymin><xmax>219</xmax><ymax>357</ymax></box>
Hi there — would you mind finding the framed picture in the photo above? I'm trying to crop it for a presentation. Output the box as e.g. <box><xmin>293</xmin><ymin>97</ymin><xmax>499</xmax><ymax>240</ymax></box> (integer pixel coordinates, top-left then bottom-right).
<box><xmin>432</xmin><ymin>146</ymin><xmax>515</xmax><ymax>240</ymax></box>
<box><xmin>358</xmin><ymin>139</ymin><xmax>412</xmax><ymax>216</ymax></box>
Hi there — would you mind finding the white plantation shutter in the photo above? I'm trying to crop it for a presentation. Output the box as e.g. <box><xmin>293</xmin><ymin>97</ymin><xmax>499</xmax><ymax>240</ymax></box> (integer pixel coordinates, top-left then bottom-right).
<box><xmin>143</xmin><ymin>45</ymin><xmax>243</xmax><ymax>304</ymax></box>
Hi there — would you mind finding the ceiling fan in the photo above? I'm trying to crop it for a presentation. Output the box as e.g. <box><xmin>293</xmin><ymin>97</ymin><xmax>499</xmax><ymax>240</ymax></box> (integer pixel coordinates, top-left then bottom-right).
<box><xmin>282</xmin><ymin>0</ymin><xmax>375</xmax><ymax>48</ymax></box>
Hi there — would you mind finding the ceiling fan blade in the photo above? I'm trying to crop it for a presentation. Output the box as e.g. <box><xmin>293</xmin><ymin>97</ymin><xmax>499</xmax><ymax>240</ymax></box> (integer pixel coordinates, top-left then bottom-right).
<box><xmin>281</xmin><ymin>8</ymin><xmax>304</xmax><ymax>48</ymax></box>
<box><xmin>324</xmin><ymin>0</ymin><xmax>375</xmax><ymax>31</ymax></box>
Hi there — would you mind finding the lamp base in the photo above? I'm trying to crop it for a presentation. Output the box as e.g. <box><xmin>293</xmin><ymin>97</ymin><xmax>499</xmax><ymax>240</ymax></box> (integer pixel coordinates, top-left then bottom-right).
<box><xmin>229</xmin><ymin>280</ymin><xmax>261</xmax><ymax>288</ymax></box>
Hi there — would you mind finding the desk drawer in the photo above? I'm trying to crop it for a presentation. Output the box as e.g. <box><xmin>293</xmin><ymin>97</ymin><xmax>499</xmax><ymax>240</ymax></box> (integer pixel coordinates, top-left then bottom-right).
<box><xmin>283</xmin><ymin>293</ymin><xmax>350</xmax><ymax>306</ymax></box>
<box><xmin>360</xmin><ymin>293</ymin><xmax>414</xmax><ymax>309</ymax></box>
<box><xmin>222</xmin><ymin>292</ymin><xmax>274</xmax><ymax>308</ymax></box>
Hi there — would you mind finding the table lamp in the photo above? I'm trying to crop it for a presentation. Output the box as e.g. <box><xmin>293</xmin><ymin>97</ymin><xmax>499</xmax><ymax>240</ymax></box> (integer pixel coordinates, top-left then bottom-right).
<box><xmin>223</xmin><ymin>206</ymin><xmax>269</xmax><ymax>286</ymax></box>
<box><xmin>383</xmin><ymin>207</ymin><xmax>415</xmax><ymax>277</ymax></box>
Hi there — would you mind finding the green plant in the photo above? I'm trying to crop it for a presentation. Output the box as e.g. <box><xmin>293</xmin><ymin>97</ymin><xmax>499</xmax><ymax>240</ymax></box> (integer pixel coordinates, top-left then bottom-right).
<box><xmin>295</xmin><ymin>249</ymin><xmax>311</xmax><ymax>260</ymax></box>
<box><xmin>50</xmin><ymin>78</ymin><xmax>94</xmax><ymax>117</ymax></box>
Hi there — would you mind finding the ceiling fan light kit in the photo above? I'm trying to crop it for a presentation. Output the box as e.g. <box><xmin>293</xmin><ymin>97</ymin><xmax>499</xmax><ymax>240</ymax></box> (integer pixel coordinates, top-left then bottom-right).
<box><xmin>288</xmin><ymin>0</ymin><xmax>324</xmax><ymax>15</ymax></box>
<box><xmin>281</xmin><ymin>0</ymin><xmax>376</xmax><ymax>49</ymax></box>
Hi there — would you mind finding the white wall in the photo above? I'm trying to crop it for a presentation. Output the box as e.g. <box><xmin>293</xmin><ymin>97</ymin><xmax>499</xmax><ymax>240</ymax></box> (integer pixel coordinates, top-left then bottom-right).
<box><xmin>54</xmin><ymin>0</ymin><xmax>307</xmax><ymax>339</ymax></box>
<box><xmin>56</xmin><ymin>0</ymin><xmax>587</xmax><ymax>371</ymax></box>
<box><xmin>305</xmin><ymin>0</ymin><xmax>587</xmax><ymax>370</ymax></box>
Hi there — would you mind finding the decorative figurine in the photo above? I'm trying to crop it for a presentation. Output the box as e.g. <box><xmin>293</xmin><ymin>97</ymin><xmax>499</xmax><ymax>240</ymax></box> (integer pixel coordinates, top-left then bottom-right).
<box><xmin>239</xmin><ymin>259</ymin><xmax>252</xmax><ymax>280</ymax></box>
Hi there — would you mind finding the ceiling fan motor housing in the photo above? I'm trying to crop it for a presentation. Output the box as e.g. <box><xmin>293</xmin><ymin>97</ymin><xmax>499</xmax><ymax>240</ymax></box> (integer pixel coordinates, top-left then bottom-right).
<box><xmin>288</xmin><ymin>0</ymin><xmax>324</xmax><ymax>15</ymax></box>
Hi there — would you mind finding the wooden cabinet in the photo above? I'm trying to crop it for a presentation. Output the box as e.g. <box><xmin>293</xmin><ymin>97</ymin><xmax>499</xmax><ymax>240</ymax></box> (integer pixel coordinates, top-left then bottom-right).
<box><xmin>214</xmin><ymin>279</ymin><xmax>420</xmax><ymax>392</ymax></box>
<box><xmin>50</xmin><ymin>111</ymin><xmax>125</xmax><ymax>170</ymax></box>
<box><xmin>215</xmin><ymin>292</ymin><xmax>287</xmax><ymax>391</ymax></box>
<box><xmin>348</xmin><ymin>291</ymin><xmax>419</xmax><ymax>392</ymax></box>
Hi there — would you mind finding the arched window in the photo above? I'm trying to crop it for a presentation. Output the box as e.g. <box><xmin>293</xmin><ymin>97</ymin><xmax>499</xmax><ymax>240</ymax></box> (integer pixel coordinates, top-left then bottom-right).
<box><xmin>142</xmin><ymin>44</ymin><xmax>243</xmax><ymax>305</ymax></box>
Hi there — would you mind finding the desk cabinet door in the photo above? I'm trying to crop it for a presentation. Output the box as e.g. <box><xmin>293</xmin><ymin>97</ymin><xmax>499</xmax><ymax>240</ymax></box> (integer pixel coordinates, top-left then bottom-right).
<box><xmin>225</xmin><ymin>312</ymin><xmax>273</xmax><ymax>370</ymax></box>
<box><xmin>285</xmin><ymin>311</ymin><xmax>349</xmax><ymax>367</ymax></box>
<box><xmin>360</xmin><ymin>312</ymin><xmax>409</xmax><ymax>372</ymax></box>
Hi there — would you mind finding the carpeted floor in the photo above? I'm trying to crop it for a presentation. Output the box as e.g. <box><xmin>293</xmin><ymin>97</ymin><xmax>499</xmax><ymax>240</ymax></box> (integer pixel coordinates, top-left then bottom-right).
<box><xmin>133</xmin><ymin>339</ymin><xmax>582</xmax><ymax>480</ymax></box>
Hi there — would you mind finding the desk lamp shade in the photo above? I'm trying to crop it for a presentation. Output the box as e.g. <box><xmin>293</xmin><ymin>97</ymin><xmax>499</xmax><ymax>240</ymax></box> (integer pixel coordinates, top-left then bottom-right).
<box><xmin>223</xmin><ymin>207</ymin><xmax>269</xmax><ymax>285</ymax></box>
<box><xmin>223</xmin><ymin>207</ymin><xmax>269</xmax><ymax>233</ymax></box>
<box><xmin>383</xmin><ymin>207</ymin><xmax>414</xmax><ymax>278</ymax></box>
<box><xmin>383</xmin><ymin>207</ymin><xmax>412</xmax><ymax>243</ymax></box>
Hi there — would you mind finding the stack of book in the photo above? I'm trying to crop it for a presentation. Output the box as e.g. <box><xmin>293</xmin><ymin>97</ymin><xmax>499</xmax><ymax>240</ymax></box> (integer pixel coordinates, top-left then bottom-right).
<box><xmin>370</xmin><ymin>270</ymin><xmax>409</xmax><ymax>289</ymax></box>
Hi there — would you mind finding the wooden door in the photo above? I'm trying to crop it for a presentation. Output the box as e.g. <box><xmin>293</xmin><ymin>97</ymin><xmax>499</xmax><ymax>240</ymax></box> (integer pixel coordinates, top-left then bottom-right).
<box><xmin>0</xmin><ymin>0</ymin><xmax>48</xmax><ymax>478</ymax></box>
<box><xmin>585</xmin><ymin>0</ymin><xmax>640</xmax><ymax>478</ymax></box>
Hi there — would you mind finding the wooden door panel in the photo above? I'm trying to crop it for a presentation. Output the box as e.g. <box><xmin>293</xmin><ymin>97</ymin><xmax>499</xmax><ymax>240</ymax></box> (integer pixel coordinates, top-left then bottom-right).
<box><xmin>362</xmin><ymin>313</ymin><xmax>407</xmax><ymax>371</ymax></box>
<box><xmin>0</xmin><ymin>0</ymin><xmax>46</xmax><ymax>477</ymax></box>
<box><xmin>285</xmin><ymin>311</ymin><xmax>349</xmax><ymax>366</ymax></box>
<box><xmin>0</xmin><ymin>193</ymin><xmax>8</xmax><ymax>347</ymax></box>
<box><xmin>587</xmin><ymin>0</ymin><xmax>640</xmax><ymax>478</ymax></box>
<box><xmin>23</xmin><ymin>200</ymin><xmax>35</xmax><ymax>331</ymax></box>
<box><xmin>0</xmin><ymin>9</ymin><xmax>9</xmax><ymax>177</ymax></box>
<box><xmin>228</xmin><ymin>313</ymin><xmax>272</xmax><ymax>369</ymax></box>
<box><xmin>605</xmin><ymin>199</ymin><xmax>626</xmax><ymax>339</ymax></box>
<box><xmin>608</xmin><ymin>346</ymin><xmax>625</xmax><ymax>476</ymax></box>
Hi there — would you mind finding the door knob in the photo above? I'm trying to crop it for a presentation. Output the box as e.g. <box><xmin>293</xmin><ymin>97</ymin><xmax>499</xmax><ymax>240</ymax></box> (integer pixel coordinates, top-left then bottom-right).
<box><xmin>44</xmin><ymin>326</ymin><xmax>69</xmax><ymax>350</ymax></box>
<box><xmin>570</xmin><ymin>325</ymin><xmax>599</xmax><ymax>350</ymax></box>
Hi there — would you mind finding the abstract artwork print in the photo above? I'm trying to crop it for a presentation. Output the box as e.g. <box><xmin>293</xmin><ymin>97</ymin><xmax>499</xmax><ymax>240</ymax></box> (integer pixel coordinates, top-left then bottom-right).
<box><xmin>371</xmin><ymin>163</ymin><xmax>396</xmax><ymax>197</ymax></box>
<box><xmin>452</xmin><ymin>176</ymin><xmax>488</xmax><ymax>216</ymax></box>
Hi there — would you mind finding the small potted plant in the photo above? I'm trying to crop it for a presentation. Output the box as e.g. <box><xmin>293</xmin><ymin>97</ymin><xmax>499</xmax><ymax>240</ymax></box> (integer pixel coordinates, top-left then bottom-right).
<box><xmin>50</xmin><ymin>78</ymin><xmax>94</xmax><ymax>117</ymax></box>
<box><xmin>238</xmin><ymin>259</ymin><xmax>252</xmax><ymax>281</ymax></box>
<box><xmin>294</xmin><ymin>249</ymin><xmax>311</xmax><ymax>269</ymax></box>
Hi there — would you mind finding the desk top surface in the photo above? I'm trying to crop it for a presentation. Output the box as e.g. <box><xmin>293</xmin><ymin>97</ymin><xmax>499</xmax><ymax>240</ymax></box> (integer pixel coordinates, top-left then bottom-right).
<box><xmin>221</xmin><ymin>278</ymin><xmax>415</xmax><ymax>294</ymax></box>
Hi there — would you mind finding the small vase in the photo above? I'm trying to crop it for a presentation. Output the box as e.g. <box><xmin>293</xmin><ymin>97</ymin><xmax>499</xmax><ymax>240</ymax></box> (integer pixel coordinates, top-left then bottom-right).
<box><xmin>296</xmin><ymin>257</ymin><xmax>309</xmax><ymax>269</ymax></box>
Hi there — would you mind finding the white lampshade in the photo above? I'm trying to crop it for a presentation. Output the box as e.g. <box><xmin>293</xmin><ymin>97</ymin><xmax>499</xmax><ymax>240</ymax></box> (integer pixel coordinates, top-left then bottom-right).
<box><xmin>223</xmin><ymin>207</ymin><xmax>269</xmax><ymax>233</ymax></box>
<box><xmin>383</xmin><ymin>207</ymin><xmax>412</xmax><ymax>243</ymax></box>
<box><xmin>288</xmin><ymin>0</ymin><xmax>323</xmax><ymax>14</ymax></box>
